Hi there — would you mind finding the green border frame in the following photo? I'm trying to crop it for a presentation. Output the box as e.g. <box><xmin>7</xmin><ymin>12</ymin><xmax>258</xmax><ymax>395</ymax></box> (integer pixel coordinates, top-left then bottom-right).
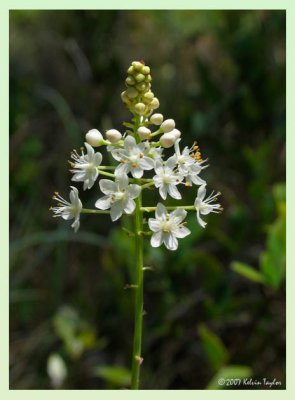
<box><xmin>3</xmin><ymin>1</ymin><xmax>293</xmax><ymax>398</ymax></box>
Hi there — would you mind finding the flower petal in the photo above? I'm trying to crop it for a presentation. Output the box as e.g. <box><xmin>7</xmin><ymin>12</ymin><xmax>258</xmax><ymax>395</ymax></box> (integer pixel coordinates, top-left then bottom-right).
<box><xmin>150</xmin><ymin>231</ymin><xmax>163</xmax><ymax>247</ymax></box>
<box><xmin>128</xmin><ymin>184</ymin><xmax>141</xmax><ymax>199</ymax></box>
<box><xmin>124</xmin><ymin>199</ymin><xmax>136</xmax><ymax>214</ymax></box>
<box><xmin>117</xmin><ymin>173</ymin><xmax>129</xmax><ymax>190</ymax></box>
<box><xmin>170</xmin><ymin>208</ymin><xmax>187</xmax><ymax>223</ymax></box>
<box><xmin>159</xmin><ymin>185</ymin><xmax>168</xmax><ymax>200</ymax></box>
<box><xmin>174</xmin><ymin>226</ymin><xmax>191</xmax><ymax>238</ymax></box>
<box><xmin>197</xmin><ymin>185</ymin><xmax>207</xmax><ymax>202</ymax></box>
<box><xmin>99</xmin><ymin>179</ymin><xmax>117</xmax><ymax>195</ymax></box>
<box><xmin>163</xmin><ymin>232</ymin><xmax>178</xmax><ymax>251</ymax></box>
<box><xmin>196</xmin><ymin>209</ymin><xmax>207</xmax><ymax>228</ymax></box>
<box><xmin>131</xmin><ymin>166</ymin><xmax>143</xmax><ymax>178</ymax></box>
<box><xmin>168</xmin><ymin>184</ymin><xmax>182</xmax><ymax>199</ymax></box>
<box><xmin>124</xmin><ymin>135</ymin><xmax>136</xmax><ymax>150</ymax></box>
<box><xmin>95</xmin><ymin>195</ymin><xmax>111</xmax><ymax>210</ymax></box>
<box><xmin>155</xmin><ymin>203</ymin><xmax>167</xmax><ymax>219</ymax></box>
<box><xmin>139</xmin><ymin>157</ymin><xmax>154</xmax><ymax>170</ymax></box>
<box><xmin>148</xmin><ymin>218</ymin><xmax>161</xmax><ymax>232</ymax></box>
<box><xmin>110</xmin><ymin>201</ymin><xmax>124</xmax><ymax>221</ymax></box>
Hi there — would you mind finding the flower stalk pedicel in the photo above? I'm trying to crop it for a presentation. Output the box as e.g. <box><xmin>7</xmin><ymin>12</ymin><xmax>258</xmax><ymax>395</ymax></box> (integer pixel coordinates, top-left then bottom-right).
<box><xmin>51</xmin><ymin>60</ymin><xmax>222</xmax><ymax>389</ymax></box>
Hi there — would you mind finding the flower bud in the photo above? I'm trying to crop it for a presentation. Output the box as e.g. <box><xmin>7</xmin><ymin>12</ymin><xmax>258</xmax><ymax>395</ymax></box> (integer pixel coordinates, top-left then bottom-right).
<box><xmin>160</xmin><ymin>133</ymin><xmax>176</xmax><ymax>148</ymax></box>
<box><xmin>126</xmin><ymin>87</ymin><xmax>138</xmax><ymax>99</ymax></box>
<box><xmin>160</xmin><ymin>119</ymin><xmax>175</xmax><ymax>133</ymax></box>
<box><xmin>142</xmin><ymin>91</ymin><xmax>154</xmax><ymax>104</ymax></box>
<box><xmin>150</xmin><ymin>113</ymin><xmax>163</xmax><ymax>125</ymax></box>
<box><xmin>134</xmin><ymin>102</ymin><xmax>146</xmax><ymax>115</ymax></box>
<box><xmin>125</xmin><ymin>76</ymin><xmax>135</xmax><ymax>86</ymax></box>
<box><xmin>127</xmin><ymin>66</ymin><xmax>135</xmax><ymax>74</ymax></box>
<box><xmin>85</xmin><ymin>129</ymin><xmax>104</xmax><ymax>147</ymax></box>
<box><xmin>150</xmin><ymin>97</ymin><xmax>160</xmax><ymax>109</ymax></box>
<box><xmin>170</xmin><ymin>128</ymin><xmax>181</xmax><ymax>139</ymax></box>
<box><xmin>132</xmin><ymin>61</ymin><xmax>143</xmax><ymax>71</ymax></box>
<box><xmin>136</xmin><ymin>82</ymin><xmax>147</xmax><ymax>92</ymax></box>
<box><xmin>142</xmin><ymin>66</ymin><xmax>150</xmax><ymax>75</ymax></box>
<box><xmin>121</xmin><ymin>91</ymin><xmax>129</xmax><ymax>103</ymax></box>
<box><xmin>145</xmin><ymin>74</ymin><xmax>152</xmax><ymax>83</ymax></box>
<box><xmin>137</xmin><ymin>126</ymin><xmax>151</xmax><ymax>140</ymax></box>
<box><xmin>135</xmin><ymin>73</ymin><xmax>145</xmax><ymax>82</ymax></box>
<box><xmin>105</xmin><ymin>129</ymin><xmax>122</xmax><ymax>143</ymax></box>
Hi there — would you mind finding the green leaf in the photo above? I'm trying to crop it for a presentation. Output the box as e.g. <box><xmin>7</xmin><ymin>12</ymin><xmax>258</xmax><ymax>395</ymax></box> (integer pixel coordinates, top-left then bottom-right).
<box><xmin>231</xmin><ymin>261</ymin><xmax>265</xmax><ymax>283</ymax></box>
<box><xmin>93</xmin><ymin>365</ymin><xmax>131</xmax><ymax>387</ymax></box>
<box><xmin>198</xmin><ymin>324</ymin><xmax>229</xmax><ymax>371</ymax></box>
<box><xmin>207</xmin><ymin>365</ymin><xmax>252</xmax><ymax>389</ymax></box>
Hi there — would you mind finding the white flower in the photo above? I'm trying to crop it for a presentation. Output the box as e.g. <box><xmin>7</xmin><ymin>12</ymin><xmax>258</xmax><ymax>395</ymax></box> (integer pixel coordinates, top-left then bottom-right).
<box><xmin>106</xmin><ymin>129</ymin><xmax>122</xmax><ymax>143</ymax></box>
<box><xmin>95</xmin><ymin>174</ymin><xmax>141</xmax><ymax>221</ymax></box>
<box><xmin>148</xmin><ymin>203</ymin><xmax>190</xmax><ymax>251</ymax></box>
<box><xmin>51</xmin><ymin>186</ymin><xmax>82</xmax><ymax>232</ymax></box>
<box><xmin>85</xmin><ymin>129</ymin><xmax>105</xmax><ymax>147</ymax></box>
<box><xmin>169</xmin><ymin>140</ymin><xmax>206</xmax><ymax>186</ymax></box>
<box><xmin>160</xmin><ymin>119</ymin><xmax>175</xmax><ymax>133</ymax></box>
<box><xmin>153</xmin><ymin>159</ymin><xmax>183</xmax><ymax>200</ymax></box>
<box><xmin>111</xmin><ymin>135</ymin><xmax>154</xmax><ymax>178</ymax></box>
<box><xmin>70</xmin><ymin>142</ymin><xmax>102</xmax><ymax>190</ymax></box>
<box><xmin>194</xmin><ymin>185</ymin><xmax>222</xmax><ymax>228</ymax></box>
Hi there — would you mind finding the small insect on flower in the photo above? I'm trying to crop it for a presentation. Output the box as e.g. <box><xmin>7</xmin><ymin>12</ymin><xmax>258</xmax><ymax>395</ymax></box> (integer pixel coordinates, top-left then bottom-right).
<box><xmin>51</xmin><ymin>186</ymin><xmax>82</xmax><ymax>232</ymax></box>
<box><xmin>194</xmin><ymin>185</ymin><xmax>223</xmax><ymax>228</ymax></box>
<box><xmin>148</xmin><ymin>203</ymin><xmax>191</xmax><ymax>251</ymax></box>
<box><xmin>70</xmin><ymin>142</ymin><xmax>103</xmax><ymax>190</ymax></box>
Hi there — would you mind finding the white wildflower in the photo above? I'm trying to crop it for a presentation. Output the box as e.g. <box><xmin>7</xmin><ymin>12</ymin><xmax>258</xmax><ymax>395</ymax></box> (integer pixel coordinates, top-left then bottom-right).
<box><xmin>153</xmin><ymin>159</ymin><xmax>183</xmax><ymax>200</ymax></box>
<box><xmin>51</xmin><ymin>186</ymin><xmax>82</xmax><ymax>232</ymax></box>
<box><xmin>95</xmin><ymin>174</ymin><xmax>141</xmax><ymax>221</ymax></box>
<box><xmin>194</xmin><ymin>185</ymin><xmax>222</xmax><ymax>228</ymax></box>
<box><xmin>148</xmin><ymin>203</ymin><xmax>190</xmax><ymax>251</ymax></box>
<box><xmin>70</xmin><ymin>142</ymin><xmax>102</xmax><ymax>190</ymax></box>
<box><xmin>111</xmin><ymin>135</ymin><xmax>154</xmax><ymax>178</ymax></box>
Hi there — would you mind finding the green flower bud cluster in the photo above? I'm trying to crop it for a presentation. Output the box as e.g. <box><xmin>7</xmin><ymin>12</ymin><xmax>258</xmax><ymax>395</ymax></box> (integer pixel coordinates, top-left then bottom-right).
<box><xmin>121</xmin><ymin>61</ymin><xmax>160</xmax><ymax>116</ymax></box>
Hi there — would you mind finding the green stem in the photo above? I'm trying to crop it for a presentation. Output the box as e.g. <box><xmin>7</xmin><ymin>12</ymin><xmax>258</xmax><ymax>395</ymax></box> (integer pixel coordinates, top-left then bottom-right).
<box><xmin>98</xmin><ymin>166</ymin><xmax>116</xmax><ymax>170</ymax></box>
<box><xmin>141</xmin><ymin>205</ymin><xmax>195</xmax><ymax>212</ymax></box>
<box><xmin>131</xmin><ymin>192</ymin><xmax>144</xmax><ymax>389</ymax></box>
<box><xmin>81</xmin><ymin>209</ymin><xmax>110</xmax><ymax>214</ymax></box>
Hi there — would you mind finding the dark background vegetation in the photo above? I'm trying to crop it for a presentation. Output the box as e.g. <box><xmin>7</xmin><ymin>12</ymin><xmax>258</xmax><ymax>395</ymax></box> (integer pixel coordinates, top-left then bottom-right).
<box><xmin>9</xmin><ymin>10</ymin><xmax>286</xmax><ymax>389</ymax></box>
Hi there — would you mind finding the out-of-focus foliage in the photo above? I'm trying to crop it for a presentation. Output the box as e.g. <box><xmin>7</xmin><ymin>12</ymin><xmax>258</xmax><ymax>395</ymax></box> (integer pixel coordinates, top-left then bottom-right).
<box><xmin>9</xmin><ymin>10</ymin><xmax>285</xmax><ymax>389</ymax></box>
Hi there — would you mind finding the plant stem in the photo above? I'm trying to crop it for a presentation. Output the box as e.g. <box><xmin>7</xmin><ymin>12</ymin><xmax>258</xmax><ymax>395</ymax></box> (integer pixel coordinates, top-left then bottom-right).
<box><xmin>131</xmin><ymin>192</ymin><xmax>144</xmax><ymax>389</ymax></box>
<box><xmin>141</xmin><ymin>205</ymin><xmax>195</xmax><ymax>212</ymax></box>
<box><xmin>81</xmin><ymin>209</ymin><xmax>110</xmax><ymax>214</ymax></box>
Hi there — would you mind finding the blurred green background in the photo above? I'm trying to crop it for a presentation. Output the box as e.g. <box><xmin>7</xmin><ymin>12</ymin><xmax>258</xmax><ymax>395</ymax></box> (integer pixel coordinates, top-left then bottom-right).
<box><xmin>9</xmin><ymin>10</ymin><xmax>285</xmax><ymax>389</ymax></box>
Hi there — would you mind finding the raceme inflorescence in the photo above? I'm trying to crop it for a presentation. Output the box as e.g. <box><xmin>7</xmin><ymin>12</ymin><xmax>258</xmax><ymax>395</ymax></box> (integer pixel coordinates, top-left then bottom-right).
<box><xmin>51</xmin><ymin>60</ymin><xmax>222</xmax><ymax>389</ymax></box>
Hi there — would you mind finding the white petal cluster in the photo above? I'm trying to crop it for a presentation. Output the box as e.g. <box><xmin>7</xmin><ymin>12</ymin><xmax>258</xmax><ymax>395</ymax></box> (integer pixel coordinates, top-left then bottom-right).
<box><xmin>148</xmin><ymin>203</ymin><xmax>190</xmax><ymax>251</ymax></box>
<box><xmin>51</xmin><ymin>186</ymin><xmax>82</xmax><ymax>232</ymax></box>
<box><xmin>70</xmin><ymin>142</ymin><xmax>102</xmax><ymax>190</ymax></box>
<box><xmin>95</xmin><ymin>174</ymin><xmax>141</xmax><ymax>221</ymax></box>
<box><xmin>153</xmin><ymin>159</ymin><xmax>183</xmax><ymax>200</ymax></box>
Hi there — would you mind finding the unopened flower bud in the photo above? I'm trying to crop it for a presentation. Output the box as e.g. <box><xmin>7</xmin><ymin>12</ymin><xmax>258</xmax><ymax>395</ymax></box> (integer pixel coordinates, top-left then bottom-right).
<box><xmin>126</xmin><ymin>76</ymin><xmax>135</xmax><ymax>86</ymax></box>
<box><xmin>137</xmin><ymin>126</ymin><xmax>151</xmax><ymax>140</ymax></box>
<box><xmin>85</xmin><ymin>129</ymin><xmax>104</xmax><ymax>147</ymax></box>
<box><xmin>127</xmin><ymin>66</ymin><xmax>135</xmax><ymax>74</ymax></box>
<box><xmin>145</xmin><ymin>74</ymin><xmax>152</xmax><ymax>83</ymax></box>
<box><xmin>121</xmin><ymin>91</ymin><xmax>129</xmax><ymax>103</ymax></box>
<box><xmin>150</xmin><ymin>97</ymin><xmax>160</xmax><ymax>109</ymax></box>
<box><xmin>142</xmin><ymin>66</ymin><xmax>150</xmax><ymax>75</ymax></box>
<box><xmin>106</xmin><ymin>129</ymin><xmax>122</xmax><ymax>143</ymax></box>
<box><xmin>161</xmin><ymin>119</ymin><xmax>175</xmax><ymax>133</ymax></box>
<box><xmin>126</xmin><ymin>87</ymin><xmax>138</xmax><ymax>99</ymax></box>
<box><xmin>170</xmin><ymin>128</ymin><xmax>181</xmax><ymax>139</ymax></box>
<box><xmin>160</xmin><ymin>133</ymin><xmax>176</xmax><ymax>148</ymax></box>
<box><xmin>135</xmin><ymin>73</ymin><xmax>145</xmax><ymax>82</ymax></box>
<box><xmin>150</xmin><ymin>113</ymin><xmax>163</xmax><ymax>125</ymax></box>
<box><xmin>136</xmin><ymin>82</ymin><xmax>147</xmax><ymax>92</ymax></box>
<box><xmin>134</xmin><ymin>102</ymin><xmax>146</xmax><ymax>115</ymax></box>
<box><xmin>132</xmin><ymin>61</ymin><xmax>143</xmax><ymax>71</ymax></box>
<box><xmin>142</xmin><ymin>91</ymin><xmax>154</xmax><ymax>104</ymax></box>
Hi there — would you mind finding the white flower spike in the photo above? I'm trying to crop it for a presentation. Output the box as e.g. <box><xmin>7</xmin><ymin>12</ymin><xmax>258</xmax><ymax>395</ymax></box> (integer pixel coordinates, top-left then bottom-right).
<box><xmin>70</xmin><ymin>142</ymin><xmax>103</xmax><ymax>190</ymax></box>
<box><xmin>95</xmin><ymin>174</ymin><xmax>141</xmax><ymax>221</ymax></box>
<box><xmin>148</xmin><ymin>203</ymin><xmax>191</xmax><ymax>251</ymax></box>
<box><xmin>194</xmin><ymin>185</ymin><xmax>222</xmax><ymax>228</ymax></box>
<box><xmin>51</xmin><ymin>186</ymin><xmax>82</xmax><ymax>232</ymax></box>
